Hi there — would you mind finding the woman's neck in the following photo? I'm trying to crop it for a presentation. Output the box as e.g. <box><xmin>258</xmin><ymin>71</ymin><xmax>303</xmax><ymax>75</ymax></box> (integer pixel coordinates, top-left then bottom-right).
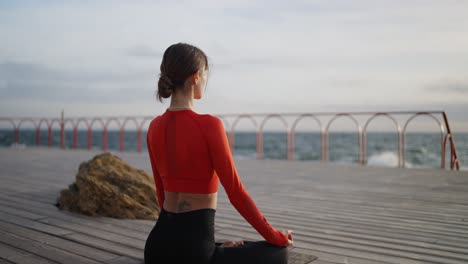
<box><xmin>170</xmin><ymin>91</ymin><xmax>194</xmax><ymax>109</ymax></box>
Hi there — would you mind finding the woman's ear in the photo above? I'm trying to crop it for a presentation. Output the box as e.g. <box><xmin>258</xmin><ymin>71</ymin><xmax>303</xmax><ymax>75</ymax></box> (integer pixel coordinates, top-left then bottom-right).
<box><xmin>191</xmin><ymin>70</ymin><xmax>200</xmax><ymax>84</ymax></box>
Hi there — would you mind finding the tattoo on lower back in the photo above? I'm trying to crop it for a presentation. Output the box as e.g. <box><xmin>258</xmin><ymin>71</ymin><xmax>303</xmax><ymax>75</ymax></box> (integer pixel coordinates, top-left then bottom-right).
<box><xmin>177</xmin><ymin>200</ymin><xmax>191</xmax><ymax>211</ymax></box>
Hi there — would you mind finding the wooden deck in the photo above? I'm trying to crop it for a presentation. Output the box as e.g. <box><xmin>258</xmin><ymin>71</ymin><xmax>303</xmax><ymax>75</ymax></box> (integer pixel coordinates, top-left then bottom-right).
<box><xmin>0</xmin><ymin>147</ymin><xmax>467</xmax><ymax>264</ymax></box>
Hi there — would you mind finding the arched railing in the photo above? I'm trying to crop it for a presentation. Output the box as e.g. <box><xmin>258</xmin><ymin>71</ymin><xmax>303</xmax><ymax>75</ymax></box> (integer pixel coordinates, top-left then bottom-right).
<box><xmin>324</xmin><ymin>113</ymin><xmax>363</xmax><ymax>164</ymax></box>
<box><xmin>228</xmin><ymin>115</ymin><xmax>255</xmax><ymax>157</ymax></box>
<box><xmin>402</xmin><ymin>112</ymin><xmax>445</xmax><ymax>169</ymax></box>
<box><xmin>290</xmin><ymin>114</ymin><xmax>323</xmax><ymax>161</ymax></box>
<box><xmin>362</xmin><ymin>113</ymin><xmax>402</xmax><ymax>167</ymax></box>
<box><xmin>257</xmin><ymin>114</ymin><xmax>289</xmax><ymax>160</ymax></box>
<box><xmin>219</xmin><ymin>110</ymin><xmax>460</xmax><ymax>170</ymax></box>
<box><xmin>0</xmin><ymin>110</ymin><xmax>461</xmax><ymax>170</ymax></box>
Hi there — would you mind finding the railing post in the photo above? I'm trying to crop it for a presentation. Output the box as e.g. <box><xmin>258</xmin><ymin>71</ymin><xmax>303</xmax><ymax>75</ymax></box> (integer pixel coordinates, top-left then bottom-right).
<box><xmin>87</xmin><ymin>127</ymin><xmax>92</xmax><ymax>150</ymax></box>
<box><xmin>14</xmin><ymin>127</ymin><xmax>19</xmax><ymax>144</ymax></box>
<box><xmin>103</xmin><ymin>127</ymin><xmax>107</xmax><ymax>152</ymax></box>
<box><xmin>402</xmin><ymin>132</ymin><xmax>406</xmax><ymax>168</ymax></box>
<box><xmin>358</xmin><ymin>127</ymin><xmax>363</xmax><ymax>165</ymax></box>
<box><xmin>35</xmin><ymin>127</ymin><xmax>40</xmax><ymax>146</ymax></box>
<box><xmin>397</xmin><ymin>130</ymin><xmax>402</xmax><ymax>168</ymax></box>
<box><xmin>73</xmin><ymin>127</ymin><xmax>78</xmax><ymax>149</ymax></box>
<box><xmin>137</xmin><ymin>128</ymin><xmax>142</xmax><ymax>153</ymax></box>
<box><xmin>119</xmin><ymin>127</ymin><xmax>124</xmax><ymax>152</ymax></box>
<box><xmin>256</xmin><ymin>130</ymin><xmax>263</xmax><ymax>160</ymax></box>
<box><xmin>288</xmin><ymin>129</ymin><xmax>295</xmax><ymax>161</ymax></box>
<box><xmin>440</xmin><ymin>130</ymin><xmax>445</xmax><ymax>169</ymax></box>
<box><xmin>48</xmin><ymin>126</ymin><xmax>52</xmax><ymax>147</ymax></box>
<box><xmin>320</xmin><ymin>129</ymin><xmax>325</xmax><ymax>163</ymax></box>
<box><xmin>362</xmin><ymin>130</ymin><xmax>367</xmax><ymax>166</ymax></box>
<box><xmin>441</xmin><ymin>112</ymin><xmax>460</xmax><ymax>170</ymax></box>
<box><xmin>60</xmin><ymin>110</ymin><xmax>65</xmax><ymax>149</ymax></box>
<box><xmin>324</xmin><ymin>130</ymin><xmax>329</xmax><ymax>162</ymax></box>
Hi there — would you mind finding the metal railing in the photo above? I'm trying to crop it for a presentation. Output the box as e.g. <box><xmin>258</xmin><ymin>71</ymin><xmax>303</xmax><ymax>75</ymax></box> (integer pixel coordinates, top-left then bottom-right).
<box><xmin>0</xmin><ymin>110</ymin><xmax>460</xmax><ymax>170</ymax></box>
<box><xmin>0</xmin><ymin>114</ymin><xmax>153</xmax><ymax>153</ymax></box>
<box><xmin>221</xmin><ymin>111</ymin><xmax>460</xmax><ymax>170</ymax></box>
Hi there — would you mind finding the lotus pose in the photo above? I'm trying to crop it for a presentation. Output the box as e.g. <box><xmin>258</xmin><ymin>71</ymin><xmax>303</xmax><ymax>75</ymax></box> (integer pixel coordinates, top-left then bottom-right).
<box><xmin>145</xmin><ymin>43</ymin><xmax>293</xmax><ymax>264</ymax></box>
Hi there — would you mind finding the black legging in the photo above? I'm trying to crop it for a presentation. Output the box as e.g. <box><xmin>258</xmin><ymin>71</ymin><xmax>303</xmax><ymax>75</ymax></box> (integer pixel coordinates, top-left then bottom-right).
<box><xmin>144</xmin><ymin>208</ymin><xmax>288</xmax><ymax>264</ymax></box>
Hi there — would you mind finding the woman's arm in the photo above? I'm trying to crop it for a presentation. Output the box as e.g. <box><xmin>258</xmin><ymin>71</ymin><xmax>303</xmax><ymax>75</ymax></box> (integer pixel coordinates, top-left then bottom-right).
<box><xmin>206</xmin><ymin>117</ymin><xmax>288</xmax><ymax>247</ymax></box>
<box><xmin>146</xmin><ymin>124</ymin><xmax>165</xmax><ymax>209</ymax></box>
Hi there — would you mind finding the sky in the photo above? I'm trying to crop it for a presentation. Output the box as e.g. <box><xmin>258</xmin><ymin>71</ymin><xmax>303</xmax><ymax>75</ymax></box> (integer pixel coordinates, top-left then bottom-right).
<box><xmin>0</xmin><ymin>0</ymin><xmax>467</xmax><ymax>132</ymax></box>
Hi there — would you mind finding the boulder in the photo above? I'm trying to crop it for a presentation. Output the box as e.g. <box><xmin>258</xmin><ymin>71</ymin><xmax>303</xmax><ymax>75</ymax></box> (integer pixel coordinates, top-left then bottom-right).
<box><xmin>56</xmin><ymin>152</ymin><xmax>160</xmax><ymax>220</ymax></box>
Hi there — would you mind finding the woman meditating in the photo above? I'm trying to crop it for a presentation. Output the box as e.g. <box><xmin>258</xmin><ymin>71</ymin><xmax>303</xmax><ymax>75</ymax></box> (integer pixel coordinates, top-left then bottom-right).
<box><xmin>145</xmin><ymin>42</ymin><xmax>293</xmax><ymax>264</ymax></box>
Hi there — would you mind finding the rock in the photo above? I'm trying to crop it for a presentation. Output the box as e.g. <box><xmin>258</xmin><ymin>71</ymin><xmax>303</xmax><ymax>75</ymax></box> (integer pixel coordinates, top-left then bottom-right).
<box><xmin>56</xmin><ymin>152</ymin><xmax>160</xmax><ymax>220</ymax></box>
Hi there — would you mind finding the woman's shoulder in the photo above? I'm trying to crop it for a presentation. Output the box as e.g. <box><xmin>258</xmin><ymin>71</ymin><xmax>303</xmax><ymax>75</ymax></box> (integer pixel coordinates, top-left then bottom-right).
<box><xmin>147</xmin><ymin>114</ymin><xmax>163</xmax><ymax>131</ymax></box>
<box><xmin>198</xmin><ymin>113</ymin><xmax>223</xmax><ymax>127</ymax></box>
<box><xmin>149</xmin><ymin>111</ymin><xmax>223</xmax><ymax>131</ymax></box>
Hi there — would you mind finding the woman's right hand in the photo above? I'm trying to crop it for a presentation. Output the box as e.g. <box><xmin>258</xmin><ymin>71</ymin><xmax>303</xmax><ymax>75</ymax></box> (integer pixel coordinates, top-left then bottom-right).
<box><xmin>281</xmin><ymin>229</ymin><xmax>294</xmax><ymax>247</ymax></box>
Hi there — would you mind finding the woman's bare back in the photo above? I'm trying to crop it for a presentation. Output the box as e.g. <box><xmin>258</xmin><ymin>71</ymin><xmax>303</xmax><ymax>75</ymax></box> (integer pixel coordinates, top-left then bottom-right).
<box><xmin>163</xmin><ymin>191</ymin><xmax>217</xmax><ymax>213</ymax></box>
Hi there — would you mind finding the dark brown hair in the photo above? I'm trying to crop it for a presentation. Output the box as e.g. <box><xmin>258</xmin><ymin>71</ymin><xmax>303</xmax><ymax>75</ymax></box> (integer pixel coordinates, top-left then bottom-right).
<box><xmin>156</xmin><ymin>43</ymin><xmax>209</xmax><ymax>103</ymax></box>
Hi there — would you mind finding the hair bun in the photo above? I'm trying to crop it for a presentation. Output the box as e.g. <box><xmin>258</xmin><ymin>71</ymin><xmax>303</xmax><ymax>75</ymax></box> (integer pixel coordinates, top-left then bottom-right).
<box><xmin>158</xmin><ymin>74</ymin><xmax>175</xmax><ymax>98</ymax></box>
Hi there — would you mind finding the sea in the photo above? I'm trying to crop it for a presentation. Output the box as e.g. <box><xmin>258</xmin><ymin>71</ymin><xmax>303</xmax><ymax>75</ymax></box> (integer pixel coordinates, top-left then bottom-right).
<box><xmin>1</xmin><ymin>130</ymin><xmax>467</xmax><ymax>171</ymax></box>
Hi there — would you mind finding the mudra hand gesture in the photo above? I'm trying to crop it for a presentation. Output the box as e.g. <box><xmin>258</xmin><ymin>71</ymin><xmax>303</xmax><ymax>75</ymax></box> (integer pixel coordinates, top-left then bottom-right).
<box><xmin>220</xmin><ymin>229</ymin><xmax>293</xmax><ymax>248</ymax></box>
<box><xmin>220</xmin><ymin>240</ymin><xmax>244</xmax><ymax>247</ymax></box>
<box><xmin>281</xmin><ymin>229</ymin><xmax>294</xmax><ymax>247</ymax></box>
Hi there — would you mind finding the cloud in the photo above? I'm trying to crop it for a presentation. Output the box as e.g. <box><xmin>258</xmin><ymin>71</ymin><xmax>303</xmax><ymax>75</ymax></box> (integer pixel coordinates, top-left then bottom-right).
<box><xmin>234</xmin><ymin>56</ymin><xmax>308</xmax><ymax>67</ymax></box>
<box><xmin>0</xmin><ymin>61</ymin><xmax>155</xmax><ymax>102</ymax></box>
<box><xmin>0</xmin><ymin>79</ymin><xmax>6</xmax><ymax>90</ymax></box>
<box><xmin>127</xmin><ymin>45</ymin><xmax>162</xmax><ymax>58</ymax></box>
<box><xmin>328</xmin><ymin>79</ymin><xmax>366</xmax><ymax>88</ymax></box>
<box><xmin>425</xmin><ymin>80</ymin><xmax>468</xmax><ymax>94</ymax></box>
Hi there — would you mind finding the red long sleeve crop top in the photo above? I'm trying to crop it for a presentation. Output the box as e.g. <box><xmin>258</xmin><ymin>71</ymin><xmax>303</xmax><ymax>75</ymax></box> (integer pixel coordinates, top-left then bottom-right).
<box><xmin>146</xmin><ymin>108</ymin><xmax>288</xmax><ymax>247</ymax></box>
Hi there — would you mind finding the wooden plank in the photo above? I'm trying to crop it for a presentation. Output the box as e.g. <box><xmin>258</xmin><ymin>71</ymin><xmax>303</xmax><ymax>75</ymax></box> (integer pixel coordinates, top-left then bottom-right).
<box><xmin>220</xmin><ymin>205</ymin><xmax>468</xmax><ymax>240</ymax></box>
<box><xmin>0</xmin><ymin>242</ymin><xmax>54</xmax><ymax>264</ymax></box>
<box><xmin>0</xmin><ymin>221</ymin><xmax>118</xmax><ymax>262</ymax></box>
<box><xmin>216</xmin><ymin>208</ymin><xmax>468</xmax><ymax>248</ymax></box>
<box><xmin>287</xmin><ymin>251</ymin><xmax>317</xmax><ymax>264</ymax></box>
<box><xmin>292</xmin><ymin>247</ymin><xmax>391</xmax><ymax>264</ymax></box>
<box><xmin>104</xmin><ymin>256</ymin><xmax>143</xmax><ymax>264</ymax></box>
<box><xmin>0</xmin><ymin>194</ymin><xmax>153</xmax><ymax>236</ymax></box>
<box><xmin>0</xmin><ymin>212</ymin><xmax>73</xmax><ymax>236</ymax></box>
<box><xmin>12</xmin><ymin>193</ymin><xmax>58</xmax><ymax>205</ymax></box>
<box><xmin>257</xmin><ymin>208</ymin><xmax>468</xmax><ymax>244</ymax></box>
<box><xmin>0</xmin><ymin>204</ymin><xmax>48</xmax><ymax>220</ymax></box>
<box><xmin>38</xmin><ymin>218</ymin><xmax>145</xmax><ymax>250</ymax></box>
<box><xmin>219</xmin><ymin>193</ymin><xmax>466</xmax><ymax>220</ymax></box>
<box><xmin>260</xmin><ymin>195</ymin><xmax>468</xmax><ymax>221</ymax></box>
<box><xmin>258</xmin><ymin>211</ymin><xmax>468</xmax><ymax>249</ymax></box>
<box><xmin>63</xmin><ymin>233</ymin><xmax>143</xmax><ymax>260</ymax></box>
<box><xmin>217</xmin><ymin>203</ymin><xmax>468</xmax><ymax>239</ymax></box>
<box><xmin>255</xmin><ymin>195</ymin><xmax>468</xmax><ymax>222</ymax></box>
<box><xmin>0</xmin><ymin>230</ymin><xmax>101</xmax><ymax>264</ymax></box>
<box><xmin>308</xmin><ymin>260</ymin><xmax>340</xmax><ymax>264</ymax></box>
<box><xmin>252</xmin><ymin>200</ymin><xmax>468</xmax><ymax>230</ymax></box>
<box><xmin>272</xmin><ymin>190</ymin><xmax>468</xmax><ymax>214</ymax></box>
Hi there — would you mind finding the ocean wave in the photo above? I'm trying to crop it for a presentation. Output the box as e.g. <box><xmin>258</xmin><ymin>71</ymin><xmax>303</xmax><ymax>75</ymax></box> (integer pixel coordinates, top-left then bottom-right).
<box><xmin>367</xmin><ymin>151</ymin><xmax>415</xmax><ymax>168</ymax></box>
<box><xmin>233</xmin><ymin>152</ymin><xmax>257</xmax><ymax>160</ymax></box>
<box><xmin>10</xmin><ymin>143</ymin><xmax>27</xmax><ymax>150</ymax></box>
<box><xmin>368</xmin><ymin>151</ymin><xmax>398</xmax><ymax>167</ymax></box>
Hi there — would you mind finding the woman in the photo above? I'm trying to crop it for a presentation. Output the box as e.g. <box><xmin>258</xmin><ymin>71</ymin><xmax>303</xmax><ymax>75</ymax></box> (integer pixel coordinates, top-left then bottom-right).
<box><xmin>144</xmin><ymin>43</ymin><xmax>294</xmax><ymax>264</ymax></box>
